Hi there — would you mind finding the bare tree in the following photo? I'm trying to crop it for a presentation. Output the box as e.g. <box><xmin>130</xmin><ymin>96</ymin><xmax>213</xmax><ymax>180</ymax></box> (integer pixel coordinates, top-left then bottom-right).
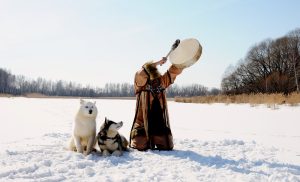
<box><xmin>222</xmin><ymin>28</ymin><xmax>300</xmax><ymax>95</ymax></box>
<box><xmin>287</xmin><ymin>28</ymin><xmax>300</xmax><ymax>93</ymax></box>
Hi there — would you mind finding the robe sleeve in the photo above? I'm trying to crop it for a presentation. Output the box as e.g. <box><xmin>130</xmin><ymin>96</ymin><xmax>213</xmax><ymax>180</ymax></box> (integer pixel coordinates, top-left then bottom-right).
<box><xmin>161</xmin><ymin>65</ymin><xmax>183</xmax><ymax>89</ymax></box>
<box><xmin>134</xmin><ymin>68</ymin><xmax>148</xmax><ymax>95</ymax></box>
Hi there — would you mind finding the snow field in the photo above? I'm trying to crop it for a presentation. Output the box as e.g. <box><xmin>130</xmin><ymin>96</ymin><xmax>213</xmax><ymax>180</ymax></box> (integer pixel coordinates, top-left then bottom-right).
<box><xmin>0</xmin><ymin>98</ymin><xmax>300</xmax><ymax>181</ymax></box>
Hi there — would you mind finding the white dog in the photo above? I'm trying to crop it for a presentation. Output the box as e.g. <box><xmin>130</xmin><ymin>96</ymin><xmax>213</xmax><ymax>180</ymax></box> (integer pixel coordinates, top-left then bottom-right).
<box><xmin>69</xmin><ymin>99</ymin><xmax>98</xmax><ymax>155</ymax></box>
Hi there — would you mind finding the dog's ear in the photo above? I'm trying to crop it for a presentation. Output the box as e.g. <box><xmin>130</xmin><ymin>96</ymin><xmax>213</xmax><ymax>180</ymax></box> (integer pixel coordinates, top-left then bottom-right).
<box><xmin>119</xmin><ymin>121</ymin><xmax>123</xmax><ymax>125</ymax></box>
<box><xmin>80</xmin><ymin>99</ymin><xmax>85</xmax><ymax>105</ymax></box>
<box><xmin>116</xmin><ymin>121</ymin><xmax>123</xmax><ymax>129</ymax></box>
<box><xmin>94</xmin><ymin>101</ymin><xmax>96</xmax><ymax>105</ymax></box>
<box><xmin>105</xmin><ymin>117</ymin><xmax>108</xmax><ymax>124</ymax></box>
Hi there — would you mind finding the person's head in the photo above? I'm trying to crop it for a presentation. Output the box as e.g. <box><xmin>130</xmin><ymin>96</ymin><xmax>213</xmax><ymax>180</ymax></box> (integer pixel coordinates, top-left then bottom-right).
<box><xmin>143</xmin><ymin>62</ymin><xmax>161</xmax><ymax>81</ymax></box>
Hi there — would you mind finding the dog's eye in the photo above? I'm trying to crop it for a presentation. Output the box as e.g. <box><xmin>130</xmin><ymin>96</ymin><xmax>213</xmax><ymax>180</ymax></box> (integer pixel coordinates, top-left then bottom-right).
<box><xmin>91</xmin><ymin>106</ymin><xmax>93</xmax><ymax>109</ymax></box>
<box><xmin>85</xmin><ymin>106</ymin><xmax>88</xmax><ymax>108</ymax></box>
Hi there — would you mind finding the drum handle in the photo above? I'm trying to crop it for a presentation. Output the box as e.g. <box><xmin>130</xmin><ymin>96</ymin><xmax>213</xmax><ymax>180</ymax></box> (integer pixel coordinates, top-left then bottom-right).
<box><xmin>165</xmin><ymin>39</ymin><xmax>180</xmax><ymax>58</ymax></box>
<box><xmin>165</xmin><ymin>49</ymin><xmax>173</xmax><ymax>58</ymax></box>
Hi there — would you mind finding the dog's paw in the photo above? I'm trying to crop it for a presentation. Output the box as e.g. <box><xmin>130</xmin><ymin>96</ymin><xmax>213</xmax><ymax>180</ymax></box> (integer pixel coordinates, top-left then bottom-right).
<box><xmin>94</xmin><ymin>150</ymin><xmax>102</xmax><ymax>156</ymax></box>
<box><xmin>112</xmin><ymin>150</ymin><xmax>122</xmax><ymax>157</ymax></box>
<box><xmin>102</xmin><ymin>150</ymin><xmax>110</xmax><ymax>157</ymax></box>
<box><xmin>77</xmin><ymin>149</ymin><xmax>83</xmax><ymax>154</ymax></box>
<box><xmin>83</xmin><ymin>151</ymin><xmax>90</xmax><ymax>156</ymax></box>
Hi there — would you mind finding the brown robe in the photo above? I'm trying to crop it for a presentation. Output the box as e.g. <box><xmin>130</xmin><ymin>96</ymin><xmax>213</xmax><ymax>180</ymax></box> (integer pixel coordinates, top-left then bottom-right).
<box><xmin>129</xmin><ymin>62</ymin><xmax>183</xmax><ymax>150</ymax></box>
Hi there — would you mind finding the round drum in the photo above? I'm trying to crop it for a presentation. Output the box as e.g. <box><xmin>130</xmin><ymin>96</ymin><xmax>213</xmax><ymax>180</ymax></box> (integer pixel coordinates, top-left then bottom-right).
<box><xmin>169</xmin><ymin>38</ymin><xmax>202</xmax><ymax>69</ymax></box>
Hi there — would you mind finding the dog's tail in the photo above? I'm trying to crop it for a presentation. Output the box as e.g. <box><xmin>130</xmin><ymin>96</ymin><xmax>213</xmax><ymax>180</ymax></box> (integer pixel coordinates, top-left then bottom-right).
<box><xmin>121</xmin><ymin>136</ymin><xmax>129</xmax><ymax>151</ymax></box>
<box><xmin>64</xmin><ymin>138</ymin><xmax>75</xmax><ymax>151</ymax></box>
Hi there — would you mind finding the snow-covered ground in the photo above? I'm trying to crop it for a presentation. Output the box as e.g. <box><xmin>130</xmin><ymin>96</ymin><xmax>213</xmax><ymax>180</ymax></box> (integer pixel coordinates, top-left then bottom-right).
<box><xmin>0</xmin><ymin>97</ymin><xmax>300</xmax><ymax>182</ymax></box>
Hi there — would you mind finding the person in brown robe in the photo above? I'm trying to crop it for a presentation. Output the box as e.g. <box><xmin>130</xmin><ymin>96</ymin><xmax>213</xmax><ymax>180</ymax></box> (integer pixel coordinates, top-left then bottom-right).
<box><xmin>129</xmin><ymin>57</ymin><xmax>183</xmax><ymax>151</ymax></box>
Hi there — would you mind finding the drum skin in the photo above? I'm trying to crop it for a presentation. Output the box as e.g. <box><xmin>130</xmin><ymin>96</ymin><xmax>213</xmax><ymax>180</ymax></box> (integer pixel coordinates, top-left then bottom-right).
<box><xmin>169</xmin><ymin>38</ymin><xmax>202</xmax><ymax>69</ymax></box>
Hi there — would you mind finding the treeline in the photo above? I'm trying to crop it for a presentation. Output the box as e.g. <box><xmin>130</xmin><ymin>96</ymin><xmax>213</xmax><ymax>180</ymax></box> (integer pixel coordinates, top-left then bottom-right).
<box><xmin>221</xmin><ymin>28</ymin><xmax>300</xmax><ymax>95</ymax></box>
<box><xmin>0</xmin><ymin>68</ymin><xmax>219</xmax><ymax>97</ymax></box>
<box><xmin>0</xmin><ymin>68</ymin><xmax>134</xmax><ymax>97</ymax></box>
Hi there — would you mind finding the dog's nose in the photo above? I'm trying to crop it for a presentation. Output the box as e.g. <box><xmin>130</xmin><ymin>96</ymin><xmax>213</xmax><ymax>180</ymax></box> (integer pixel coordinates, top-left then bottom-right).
<box><xmin>89</xmin><ymin>110</ymin><xmax>92</xmax><ymax>114</ymax></box>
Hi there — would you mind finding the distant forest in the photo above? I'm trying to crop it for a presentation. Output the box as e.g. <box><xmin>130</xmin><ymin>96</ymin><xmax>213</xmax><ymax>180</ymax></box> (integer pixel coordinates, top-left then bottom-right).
<box><xmin>0</xmin><ymin>68</ymin><xmax>219</xmax><ymax>97</ymax></box>
<box><xmin>222</xmin><ymin>28</ymin><xmax>300</xmax><ymax>95</ymax></box>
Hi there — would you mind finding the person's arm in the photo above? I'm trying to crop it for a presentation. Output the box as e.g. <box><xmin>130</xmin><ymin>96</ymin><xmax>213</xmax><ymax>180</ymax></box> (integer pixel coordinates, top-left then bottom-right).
<box><xmin>134</xmin><ymin>68</ymin><xmax>148</xmax><ymax>95</ymax></box>
<box><xmin>161</xmin><ymin>62</ymin><xmax>184</xmax><ymax>89</ymax></box>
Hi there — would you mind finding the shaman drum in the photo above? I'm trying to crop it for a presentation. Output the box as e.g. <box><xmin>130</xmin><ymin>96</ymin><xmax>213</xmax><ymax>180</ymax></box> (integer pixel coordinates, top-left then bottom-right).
<box><xmin>169</xmin><ymin>38</ymin><xmax>202</xmax><ymax>69</ymax></box>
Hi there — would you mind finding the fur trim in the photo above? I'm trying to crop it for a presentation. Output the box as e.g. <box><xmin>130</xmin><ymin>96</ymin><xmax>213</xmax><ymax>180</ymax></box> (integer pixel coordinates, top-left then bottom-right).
<box><xmin>143</xmin><ymin>61</ymin><xmax>161</xmax><ymax>80</ymax></box>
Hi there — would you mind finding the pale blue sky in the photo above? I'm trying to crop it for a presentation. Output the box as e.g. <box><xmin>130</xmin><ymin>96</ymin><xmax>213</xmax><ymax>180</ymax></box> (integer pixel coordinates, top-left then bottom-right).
<box><xmin>1</xmin><ymin>0</ymin><xmax>300</xmax><ymax>88</ymax></box>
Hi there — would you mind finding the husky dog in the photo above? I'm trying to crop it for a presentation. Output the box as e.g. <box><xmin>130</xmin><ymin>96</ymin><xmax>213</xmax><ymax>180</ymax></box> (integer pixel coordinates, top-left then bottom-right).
<box><xmin>97</xmin><ymin>118</ymin><xmax>128</xmax><ymax>156</ymax></box>
<box><xmin>69</xmin><ymin>99</ymin><xmax>98</xmax><ymax>155</ymax></box>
